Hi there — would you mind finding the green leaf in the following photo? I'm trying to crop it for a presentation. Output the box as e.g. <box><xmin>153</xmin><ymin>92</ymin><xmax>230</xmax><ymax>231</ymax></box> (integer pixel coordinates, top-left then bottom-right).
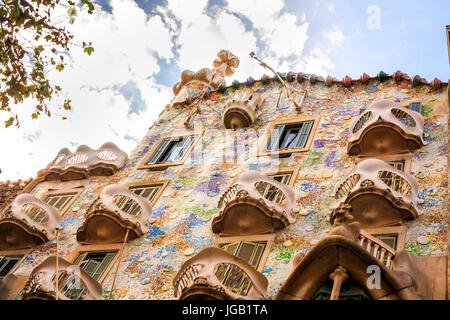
<box><xmin>4</xmin><ymin>117</ymin><xmax>14</xmax><ymax>128</ymax></box>
<box><xmin>63</xmin><ymin>99</ymin><xmax>71</xmax><ymax>110</ymax></box>
<box><xmin>56</xmin><ymin>64</ymin><xmax>64</xmax><ymax>72</ymax></box>
<box><xmin>83</xmin><ymin>46</ymin><xmax>94</xmax><ymax>56</ymax></box>
<box><xmin>31</xmin><ymin>113</ymin><xmax>38</xmax><ymax>119</ymax></box>
<box><xmin>24</xmin><ymin>20</ymin><xmax>34</xmax><ymax>29</ymax></box>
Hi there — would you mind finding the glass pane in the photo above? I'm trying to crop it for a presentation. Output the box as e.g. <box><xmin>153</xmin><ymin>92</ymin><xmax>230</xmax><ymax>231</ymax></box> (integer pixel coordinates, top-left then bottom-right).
<box><xmin>281</xmin><ymin>128</ymin><xmax>300</xmax><ymax>149</ymax></box>
<box><xmin>76</xmin><ymin>252</ymin><xmax>116</xmax><ymax>280</ymax></box>
<box><xmin>0</xmin><ymin>256</ymin><xmax>21</xmax><ymax>279</ymax></box>
<box><xmin>377</xmin><ymin>235</ymin><xmax>397</xmax><ymax>250</ymax></box>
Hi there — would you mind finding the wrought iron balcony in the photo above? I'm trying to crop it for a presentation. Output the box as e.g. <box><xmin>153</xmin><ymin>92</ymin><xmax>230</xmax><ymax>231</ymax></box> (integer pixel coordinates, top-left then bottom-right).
<box><xmin>22</xmin><ymin>256</ymin><xmax>104</xmax><ymax>300</ymax></box>
<box><xmin>348</xmin><ymin>99</ymin><xmax>425</xmax><ymax>156</ymax></box>
<box><xmin>212</xmin><ymin>171</ymin><xmax>298</xmax><ymax>235</ymax></box>
<box><xmin>222</xmin><ymin>88</ymin><xmax>264</xmax><ymax>129</ymax></box>
<box><xmin>37</xmin><ymin>142</ymin><xmax>128</xmax><ymax>181</ymax></box>
<box><xmin>173</xmin><ymin>247</ymin><xmax>268</xmax><ymax>300</ymax></box>
<box><xmin>76</xmin><ymin>184</ymin><xmax>154</xmax><ymax>244</ymax></box>
<box><xmin>0</xmin><ymin>193</ymin><xmax>60</xmax><ymax>250</ymax></box>
<box><xmin>333</xmin><ymin>159</ymin><xmax>419</xmax><ymax>227</ymax></box>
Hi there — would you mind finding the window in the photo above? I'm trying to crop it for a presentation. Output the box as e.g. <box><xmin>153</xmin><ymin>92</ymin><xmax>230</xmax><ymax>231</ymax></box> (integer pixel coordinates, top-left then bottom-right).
<box><xmin>44</xmin><ymin>193</ymin><xmax>76</xmax><ymax>211</ymax></box>
<box><xmin>146</xmin><ymin>136</ymin><xmax>196</xmax><ymax>165</ymax></box>
<box><xmin>73</xmin><ymin>252</ymin><xmax>117</xmax><ymax>281</ymax></box>
<box><xmin>267</xmin><ymin>122</ymin><xmax>313</xmax><ymax>152</ymax></box>
<box><xmin>22</xmin><ymin>204</ymin><xmax>49</xmax><ymax>223</ymax></box>
<box><xmin>130</xmin><ymin>185</ymin><xmax>162</xmax><ymax>202</ymax></box>
<box><xmin>0</xmin><ymin>256</ymin><xmax>22</xmax><ymax>279</ymax></box>
<box><xmin>376</xmin><ymin>235</ymin><xmax>397</xmax><ymax>250</ymax></box>
<box><xmin>214</xmin><ymin>241</ymin><xmax>266</xmax><ymax>296</ymax></box>
<box><xmin>387</xmin><ymin>160</ymin><xmax>405</xmax><ymax>172</ymax></box>
<box><xmin>114</xmin><ymin>184</ymin><xmax>163</xmax><ymax>215</ymax></box>
<box><xmin>365</xmin><ymin>225</ymin><xmax>405</xmax><ymax>253</ymax></box>
<box><xmin>261</xmin><ymin>116</ymin><xmax>319</xmax><ymax>156</ymax></box>
<box><xmin>312</xmin><ymin>280</ymin><xmax>371</xmax><ymax>300</ymax></box>
<box><xmin>358</xmin><ymin>107</ymin><xmax>367</xmax><ymax>115</ymax></box>
<box><xmin>408</xmin><ymin>102</ymin><xmax>422</xmax><ymax>115</ymax></box>
<box><xmin>257</xmin><ymin>172</ymin><xmax>292</xmax><ymax>203</ymax></box>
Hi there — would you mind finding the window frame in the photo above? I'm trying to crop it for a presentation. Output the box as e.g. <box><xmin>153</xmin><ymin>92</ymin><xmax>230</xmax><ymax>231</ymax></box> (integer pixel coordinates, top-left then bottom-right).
<box><xmin>68</xmin><ymin>243</ymin><xmax>123</xmax><ymax>284</ymax></box>
<box><xmin>263</xmin><ymin>167</ymin><xmax>300</xmax><ymax>188</ymax></box>
<box><xmin>258</xmin><ymin>116</ymin><xmax>320</xmax><ymax>157</ymax></box>
<box><xmin>125</xmin><ymin>180</ymin><xmax>169</xmax><ymax>207</ymax></box>
<box><xmin>363</xmin><ymin>225</ymin><xmax>406</xmax><ymax>251</ymax></box>
<box><xmin>38</xmin><ymin>182</ymin><xmax>85</xmax><ymax>216</ymax></box>
<box><xmin>355</xmin><ymin>154</ymin><xmax>412</xmax><ymax>174</ymax></box>
<box><xmin>138</xmin><ymin>132</ymin><xmax>203</xmax><ymax>170</ymax></box>
<box><xmin>0</xmin><ymin>248</ymin><xmax>31</xmax><ymax>278</ymax></box>
<box><xmin>214</xmin><ymin>234</ymin><xmax>275</xmax><ymax>273</ymax></box>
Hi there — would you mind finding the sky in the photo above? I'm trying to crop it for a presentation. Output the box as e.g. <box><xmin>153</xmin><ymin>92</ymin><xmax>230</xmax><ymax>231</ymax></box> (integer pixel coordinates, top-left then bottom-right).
<box><xmin>0</xmin><ymin>0</ymin><xmax>449</xmax><ymax>181</ymax></box>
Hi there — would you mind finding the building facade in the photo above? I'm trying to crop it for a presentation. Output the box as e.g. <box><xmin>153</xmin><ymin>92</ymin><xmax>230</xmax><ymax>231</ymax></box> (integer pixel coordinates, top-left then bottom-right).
<box><xmin>0</xmin><ymin>50</ymin><xmax>448</xmax><ymax>300</ymax></box>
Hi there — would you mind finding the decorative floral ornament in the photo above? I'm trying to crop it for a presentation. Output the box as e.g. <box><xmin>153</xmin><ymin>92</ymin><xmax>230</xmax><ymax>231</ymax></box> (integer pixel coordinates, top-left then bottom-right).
<box><xmin>212</xmin><ymin>49</ymin><xmax>240</xmax><ymax>79</ymax></box>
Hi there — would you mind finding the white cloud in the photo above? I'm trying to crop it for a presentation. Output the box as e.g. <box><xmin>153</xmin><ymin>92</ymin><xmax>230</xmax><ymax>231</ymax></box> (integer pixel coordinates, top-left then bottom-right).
<box><xmin>328</xmin><ymin>3</ymin><xmax>334</xmax><ymax>12</ymax></box>
<box><xmin>0</xmin><ymin>0</ymin><xmax>174</xmax><ymax>180</ymax></box>
<box><xmin>0</xmin><ymin>0</ymin><xmax>336</xmax><ymax>181</ymax></box>
<box><xmin>323</xmin><ymin>28</ymin><xmax>345</xmax><ymax>46</ymax></box>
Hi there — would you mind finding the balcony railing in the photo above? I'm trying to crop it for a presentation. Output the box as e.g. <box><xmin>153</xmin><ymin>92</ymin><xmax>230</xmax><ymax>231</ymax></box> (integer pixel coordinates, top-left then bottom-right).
<box><xmin>213</xmin><ymin>171</ymin><xmax>298</xmax><ymax>235</ymax></box>
<box><xmin>173</xmin><ymin>247</ymin><xmax>268</xmax><ymax>300</ymax></box>
<box><xmin>359</xmin><ymin>230</ymin><xmax>396</xmax><ymax>269</ymax></box>
<box><xmin>37</xmin><ymin>142</ymin><xmax>128</xmax><ymax>181</ymax></box>
<box><xmin>222</xmin><ymin>88</ymin><xmax>264</xmax><ymax>129</ymax></box>
<box><xmin>22</xmin><ymin>256</ymin><xmax>103</xmax><ymax>300</ymax></box>
<box><xmin>76</xmin><ymin>184</ymin><xmax>154</xmax><ymax>244</ymax></box>
<box><xmin>348</xmin><ymin>99</ymin><xmax>425</xmax><ymax>156</ymax></box>
<box><xmin>0</xmin><ymin>193</ymin><xmax>60</xmax><ymax>250</ymax></box>
<box><xmin>333</xmin><ymin>159</ymin><xmax>419</xmax><ymax>225</ymax></box>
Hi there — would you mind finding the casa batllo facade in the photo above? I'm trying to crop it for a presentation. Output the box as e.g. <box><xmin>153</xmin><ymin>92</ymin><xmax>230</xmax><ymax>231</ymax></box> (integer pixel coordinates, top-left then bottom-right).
<box><xmin>0</xmin><ymin>49</ymin><xmax>448</xmax><ymax>301</ymax></box>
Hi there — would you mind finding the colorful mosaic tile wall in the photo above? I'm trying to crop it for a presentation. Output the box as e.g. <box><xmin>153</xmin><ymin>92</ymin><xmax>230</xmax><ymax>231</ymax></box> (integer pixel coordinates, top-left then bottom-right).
<box><xmin>13</xmin><ymin>77</ymin><xmax>448</xmax><ymax>299</ymax></box>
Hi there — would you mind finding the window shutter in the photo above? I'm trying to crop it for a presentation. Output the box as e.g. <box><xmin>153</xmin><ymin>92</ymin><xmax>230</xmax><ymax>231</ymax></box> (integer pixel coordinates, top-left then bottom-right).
<box><xmin>408</xmin><ymin>102</ymin><xmax>422</xmax><ymax>114</ymax></box>
<box><xmin>80</xmin><ymin>259</ymin><xmax>101</xmax><ymax>277</ymax></box>
<box><xmin>146</xmin><ymin>138</ymin><xmax>172</xmax><ymax>165</ymax></box>
<box><xmin>222</xmin><ymin>241</ymin><xmax>239</xmax><ymax>255</ymax></box>
<box><xmin>172</xmin><ymin>135</ymin><xmax>195</xmax><ymax>162</ymax></box>
<box><xmin>249</xmin><ymin>243</ymin><xmax>266</xmax><ymax>269</ymax></box>
<box><xmin>91</xmin><ymin>252</ymin><xmax>116</xmax><ymax>280</ymax></box>
<box><xmin>236</xmin><ymin>242</ymin><xmax>258</xmax><ymax>265</ymax></box>
<box><xmin>73</xmin><ymin>253</ymin><xmax>88</xmax><ymax>266</ymax></box>
<box><xmin>294</xmin><ymin>121</ymin><xmax>313</xmax><ymax>149</ymax></box>
<box><xmin>266</xmin><ymin>125</ymin><xmax>285</xmax><ymax>151</ymax></box>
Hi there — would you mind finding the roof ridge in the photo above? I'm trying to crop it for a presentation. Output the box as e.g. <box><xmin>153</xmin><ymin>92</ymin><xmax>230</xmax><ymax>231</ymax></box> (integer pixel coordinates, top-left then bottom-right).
<box><xmin>229</xmin><ymin>70</ymin><xmax>447</xmax><ymax>91</ymax></box>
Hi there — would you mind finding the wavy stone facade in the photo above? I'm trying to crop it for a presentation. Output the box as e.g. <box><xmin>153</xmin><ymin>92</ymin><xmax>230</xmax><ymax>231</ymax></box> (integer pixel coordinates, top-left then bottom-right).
<box><xmin>0</xmin><ymin>52</ymin><xmax>448</xmax><ymax>300</ymax></box>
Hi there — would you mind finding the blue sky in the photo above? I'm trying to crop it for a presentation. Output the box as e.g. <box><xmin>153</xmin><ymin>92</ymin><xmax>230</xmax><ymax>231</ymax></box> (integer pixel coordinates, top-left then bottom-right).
<box><xmin>0</xmin><ymin>0</ymin><xmax>448</xmax><ymax>181</ymax></box>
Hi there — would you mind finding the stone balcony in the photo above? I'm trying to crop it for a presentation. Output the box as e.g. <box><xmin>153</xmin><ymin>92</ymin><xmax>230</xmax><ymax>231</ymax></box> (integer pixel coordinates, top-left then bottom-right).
<box><xmin>358</xmin><ymin>229</ymin><xmax>396</xmax><ymax>269</ymax></box>
<box><xmin>212</xmin><ymin>171</ymin><xmax>298</xmax><ymax>235</ymax></box>
<box><xmin>274</xmin><ymin>204</ymin><xmax>443</xmax><ymax>300</ymax></box>
<box><xmin>22</xmin><ymin>256</ymin><xmax>104</xmax><ymax>300</ymax></box>
<box><xmin>0</xmin><ymin>193</ymin><xmax>60</xmax><ymax>250</ymax></box>
<box><xmin>222</xmin><ymin>88</ymin><xmax>265</xmax><ymax>129</ymax></box>
<box><xmin>333</xmin><ymin>159</ymin><xmax>419</xmax><ymax>228</ymax></box>
<box><xmin>172</xmin><ymin>247</ymin><xmax>268</xmax><ymax>300</ymax></box>
<box><xmin>37</xmin><ymin>142</ymin><xmax>128</xmax><ymax>182</ymax></box>
<box><xmin>348</xmin><ymin>99</ymin><xmax>426</xmax><ymax>156</ymax></box>
<box><xmin>76</xmin><ymin>184</ymin><xmax>154</xmax><ymax>244</ymax></box>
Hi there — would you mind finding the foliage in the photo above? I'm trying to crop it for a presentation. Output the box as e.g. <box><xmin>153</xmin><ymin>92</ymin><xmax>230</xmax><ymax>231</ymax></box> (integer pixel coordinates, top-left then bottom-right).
<box><xmin>231</xmin><ymin>79</ymin><xmax>241</xmax><ymax>89</ymax></box>
<box><xmin>260</xmin><ymin>74</ymin><xmax>271</xmax><ymax>85</ymax></box>
<box><xmin>0</xmin><ymin>0</ymin><xmax>95</xmax><ymax>128</ymax></box>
